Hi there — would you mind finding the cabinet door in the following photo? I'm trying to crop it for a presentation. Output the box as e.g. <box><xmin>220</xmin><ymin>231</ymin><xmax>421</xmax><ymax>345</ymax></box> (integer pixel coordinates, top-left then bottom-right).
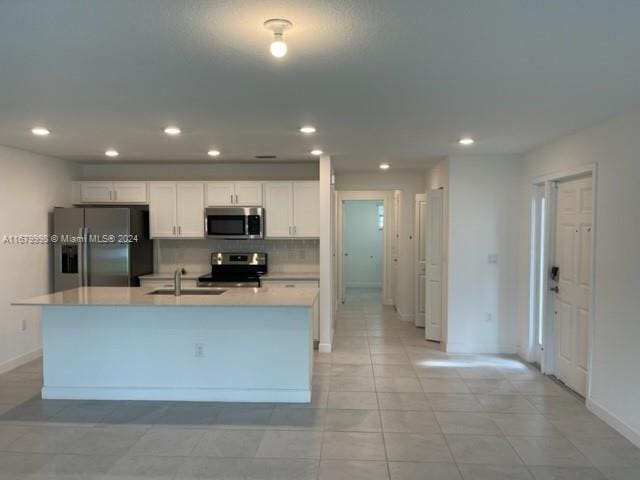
<box><xmin>206</xmin><ymin>182</ymin><xmax>235</xmax><ymax>206</ymax></box>
<box><xmin>113</xmin><ymin>182</ymin><xmax>148</xmax><ymax>203</ymax></box>
<box><xmin>234</xmin><ymin>182</ymin><xmax>263</xmax><ymax>206</ymax></box>
<box><xmin>149</xmin><ymin>183</ymin><xmax>177</xmax><ymax>238</ymax></box>
<box><xmin>293</xmin><ymin>181</ymin><xmax>320</xmax><ymax>237</ymax></box>
<box><xmin>177</xmin><ymin>183</ymin><xmax>205</xmax><ymax>238</ymax></box>
<box><xmin>264</xmin><ymin>182</ymin><xmax>293</xmax><ymax>237</ymax></box>
<box><xmin>80</xmin><ymin>182</ymin><xmax>113</xmax><ymax>203</ymax></box>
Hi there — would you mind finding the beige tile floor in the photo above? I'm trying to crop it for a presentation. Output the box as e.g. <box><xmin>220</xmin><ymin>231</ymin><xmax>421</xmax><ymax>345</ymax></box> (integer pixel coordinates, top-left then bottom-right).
<box><xmin>0</xmin><ymin>287</ymin><xmax>638</xmax><ymax>479</ymax></box>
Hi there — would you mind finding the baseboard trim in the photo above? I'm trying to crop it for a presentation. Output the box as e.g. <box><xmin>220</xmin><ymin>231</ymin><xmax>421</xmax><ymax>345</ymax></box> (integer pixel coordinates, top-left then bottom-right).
<box><xmin>318</xmin><ymin>343</ymin><xmax>332</xmax><ymax>353</ymax></box>
<box><xmin>587</xmin><ymin>398</ymin><xmax>640</xmax><ymax>448</ymax></box>
<box><xmin>446</xmin><ymin>342</ymin><xmax>517</xmax><ymax>354</ymax></box>
<box><xmin>42</xmin><ymin>386</ymin><xmax>311</xmax><ymax>403</ymax></box>
<box><xmin>396</xmin><ymin>310</ymin><xmax>415</xmax><ymax>323</ymax></box>
<box><xmin>0</xmin><ymin>348</ymin><xmax>42</xmax><ymax>375</ymax></box>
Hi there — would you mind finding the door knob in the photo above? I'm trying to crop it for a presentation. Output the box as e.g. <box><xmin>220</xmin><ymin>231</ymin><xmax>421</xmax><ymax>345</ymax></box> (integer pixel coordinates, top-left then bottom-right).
<box><xmin>550</xmin><ymin>286</ymin><xmax>559</xmax><ymax>293</ymax></box>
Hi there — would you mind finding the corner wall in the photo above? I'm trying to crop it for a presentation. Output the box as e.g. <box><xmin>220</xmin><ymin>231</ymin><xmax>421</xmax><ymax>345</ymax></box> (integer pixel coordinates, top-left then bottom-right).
<box><xmin>517</xmin><ymin>109</ymin><xmax>640</xmax><ymax>445</ymax></box>
<box><xmin>0</xmin><ymin>145</ymin><xmax>77</xmax><ymax>372</ymax></box>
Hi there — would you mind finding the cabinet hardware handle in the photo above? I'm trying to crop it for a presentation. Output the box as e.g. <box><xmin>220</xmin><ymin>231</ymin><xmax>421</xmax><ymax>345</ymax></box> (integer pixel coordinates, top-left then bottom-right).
<box><xmin>230</xmin><ymin>194</ymin><xmax>234</xmax><ymax>204</ymax></box>
<box><xmin>173</xmin><ymin>226</ymin><xmax>176</xmax><ymax>235</ymax></box>
<box><xmin>178</xmin><ymin>225</ymin><xmax>182</xmax><ymax>235</ymax></box>
<box><xmin>285</xmin><ymin>285</ymin><xmax>295</xmax><ymax>288</ymax></box>
<box><xmin>236</xmin><ymin>194</ymin><xmax>239</xmax><ymax>204</ymax></box>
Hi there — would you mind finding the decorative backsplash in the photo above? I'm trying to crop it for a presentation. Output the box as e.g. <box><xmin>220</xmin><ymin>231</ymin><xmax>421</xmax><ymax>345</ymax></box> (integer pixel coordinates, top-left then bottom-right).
<box><xmin>155</xmin><ymin>239</ymin><xmax>319</xmax><ymax>274</ymax></box>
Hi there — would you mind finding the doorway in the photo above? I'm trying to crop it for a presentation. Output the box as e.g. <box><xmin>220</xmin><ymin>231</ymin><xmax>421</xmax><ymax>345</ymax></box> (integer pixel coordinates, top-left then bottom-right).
<box><xmin>343</xmin><ymin>200</ymin><xmax>384</xmax><ymax>303</ymax></box>
<box><xmin>530</xmin><ymin>166</ymin><xmax>596</xmax><ymax>397</ymax></box>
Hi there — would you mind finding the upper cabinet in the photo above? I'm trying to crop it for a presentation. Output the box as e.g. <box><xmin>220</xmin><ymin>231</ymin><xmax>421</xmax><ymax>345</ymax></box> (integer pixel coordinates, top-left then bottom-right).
<box><xmin>75</xmin><ymin>181</ymin><xmax>148</xmax><ymax>204</ymax></box>
<box><xmin>149</xmin><ymin>182</ymin><xmax>205</xmax><ymax>239</ymax></box>
<box><xmin>264</xmin><ymin>181</ymin><xmax>319</xmax><ymax>238</ymax></box>
<box><xmin>206</xmin><ymin>182</ymin><xmax>262</xmax><ymax>207</ymax></box>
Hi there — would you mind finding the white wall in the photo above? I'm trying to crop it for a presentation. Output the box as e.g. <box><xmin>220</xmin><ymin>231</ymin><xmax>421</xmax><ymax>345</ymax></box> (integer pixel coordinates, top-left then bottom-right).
<box><xmin>0</xmin><ymin>145</ymin><xmax>77</xmax><ymax>372</ymax></box>
<box><xmin>336</xmin><ymin>171</ymin><xmax>426</xmax><ymax>321</ymax></box>
<box><xmin>517</xmin><ymin>109</ymin><xmax>640</xmax><ymax>445</ymax></box>
<box><xmin>79</xmin><ymin>162</ymin><xmax>318</xmax><ymax>181</ymax></box>
<box><xmin>343</xmin><ymin>201</ymin><xmax>383</xmax><ymax>287</ymax></box>
<box><xmin>447</xmin><ymin>155</ymin><xmax>522</xmax><ymax>353</ymax></box>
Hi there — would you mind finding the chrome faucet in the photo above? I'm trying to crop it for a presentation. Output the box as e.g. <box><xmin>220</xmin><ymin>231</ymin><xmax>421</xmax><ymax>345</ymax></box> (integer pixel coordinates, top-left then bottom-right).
<box><xmin>174</xmin><ymin>268</ymin><xmax>183</xmax><ymax>296</ymax></box>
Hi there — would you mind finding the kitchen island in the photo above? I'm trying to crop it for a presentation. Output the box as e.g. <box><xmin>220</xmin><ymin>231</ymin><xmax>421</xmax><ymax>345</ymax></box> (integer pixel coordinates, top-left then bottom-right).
<box><xmin>14</xmin><ymin>286</ymin><xmax>318</xmax><ymax>403</ymax></box>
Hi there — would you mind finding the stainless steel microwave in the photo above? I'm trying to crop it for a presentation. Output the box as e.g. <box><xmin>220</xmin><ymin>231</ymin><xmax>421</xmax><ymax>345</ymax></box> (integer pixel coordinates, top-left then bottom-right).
<box><xmin>205</xmin><ymin>207</ymin><xmax>264</xmax><ymax>239</ymax></box>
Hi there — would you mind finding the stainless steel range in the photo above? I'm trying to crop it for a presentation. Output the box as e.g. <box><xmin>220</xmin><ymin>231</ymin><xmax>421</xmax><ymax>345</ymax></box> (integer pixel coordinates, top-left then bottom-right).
<box><xmin>197</xmin><ymin>252</ymin><xmax>267</xmax><ymax>288</ymax></box>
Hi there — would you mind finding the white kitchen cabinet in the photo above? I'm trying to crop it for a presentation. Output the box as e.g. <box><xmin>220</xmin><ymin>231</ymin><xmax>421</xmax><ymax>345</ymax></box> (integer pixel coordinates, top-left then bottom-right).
<box><xmin>264</xmin><ymin>181</ymin><xmax>319</xmax><ymax>238</ymax></box>
<box><xmin>176</xmin><ymin>183</ymin><xmax>205</xmax><ymax>238</ymax></box>
<box><xmin>206</xmin><ymin>182</ymin><xmax>262</xmax><ymax>207</ymax></box>
<box><xmin>149</xmin><ymin>182</ymin><xmax>204</xmax><ymax>239</ymax></box>
<box><xmin>77</xmin><ymin>181</ymin><xmax>147</xmax><ymax>204</ymax></box>
<box><xmin>264</xmin><ymin>182</ymin><xmax>294</xmax><ymax>237</ymax></box>
<box><xmin>293</xmin><ymin>181</ymin><xmax>320</xmax><ymax>237</ymax></box>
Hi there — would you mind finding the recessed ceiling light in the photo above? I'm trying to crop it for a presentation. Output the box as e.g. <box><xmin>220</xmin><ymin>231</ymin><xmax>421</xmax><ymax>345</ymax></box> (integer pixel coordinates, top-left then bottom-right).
<box><xmin>208</xmin><ymin>150</ymin><xmax>221</xmax><ymax>157</ymax></box>
<box><xmin>164</xmin><ymin>126</ymin><xmax>181</xmax><ymax>136</ymax></box>
<box><xmin>299</xmin><ymin>126</ymin><xmax>316</xmax><ymax>134</ymax></box>
<box><xmin>379</xmin><ymin>163</ymin><xmax>390</xmax><ymax>170</ymax></box>
<box><xmin>459</xmin><ymin>137</ymin><xmax>475</xmax><ymax>146</ymax></box>
<box><xmin>310</xmin><ymin>149</ymin><xmax>323</xmax><ymax>156</ymax></box>
<box><xmin>105</xmin><ymin>149</ymin><xmax>119</xmax><ymax>157</ymax></box>
<box><xmin>264</xmin><ymin>18</ymin><xmax>292</xmax><ymax>58</ymax></box>
<box><xmin>31</xmin><ymin>127</ymin><xmax>50</xmax><ymax>136</ymax></box>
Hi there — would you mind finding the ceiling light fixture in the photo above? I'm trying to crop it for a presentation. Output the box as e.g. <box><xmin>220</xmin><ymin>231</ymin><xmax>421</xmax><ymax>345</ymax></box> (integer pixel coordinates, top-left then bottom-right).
<box><xmin>164</xmin><ymin>126</ymin><xmax>181</xmax><ymax>136</ymax></box>
<box><xmin>31</xmin><ymin>126</ymin><xmax>50</xmax><ymax>136</ymax></box>
<box><xmin>208</xmin><ymin>150</ymin><xmax>221</xmax><ymax>157</ymax></box>
<box><xmin>379</xmin><ymin>163</ymin><xmax>390</xmax><ymax>170</ymax></box>
<box><xmin>299</xmin><ymin>125</ymin><xmax>316</xmax><ymax>134</ymax></box>
<box><xmin>459</xmin><ymin>137</ymin><xmax>475</xmax><ymax>146</ymax></box>
<box><xmin>264</xmin><ymin>18</ymin><xmax>293</xmax><ymax>58</ymax></box>
<box><xmin>105</xmin><ymin>149</ymin><xmax>119</xmax><ymax>157</ymax></box>
<box><xmin>310</xmin><ymin>149</ymin><xmax>323</xmax><ymax>156</ymax></box>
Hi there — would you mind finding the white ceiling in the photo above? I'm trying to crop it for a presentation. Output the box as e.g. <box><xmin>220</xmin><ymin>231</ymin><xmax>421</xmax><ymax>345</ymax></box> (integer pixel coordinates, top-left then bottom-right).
<box><xmin>1</xmin><ymin>1</ymin><xmax>640</xmax><ymax>171</ymax></box>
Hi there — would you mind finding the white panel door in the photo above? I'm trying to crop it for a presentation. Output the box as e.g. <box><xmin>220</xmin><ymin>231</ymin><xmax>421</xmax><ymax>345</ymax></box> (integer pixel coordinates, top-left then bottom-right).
<box><xmin>80</xmin><ymin>182</ymin><xmax>113</xmax><ymax>203</ymax></box>
<box><xmin>293</xmin><ymin>181</ymin><xmax>320</xmax><ymax>237</ymax></box>
<box><xmin>112</xmin><ymin>182</ymin><xmax>147</xmax><ymax>203</ymax></box>
<box><xmin>425</xmin><ymin>190</ymin><xmax>443</xmax><ymax>341</ymax></box>
<box><xmin>414</xmin><ymin>193</ymin><xmax>427</xmax><ymax>327</ymax></box>
<box><xmin>234</xmin><ymin>182</ymin><xmax>263</xmax><ymax>206</ymax></box>
<box><xmin>551</xmin><ymin>176</ymin><xmax>592</xmax><ymax>396</ymax></box>
<box><xmin>176</xmin><ymin>183</ymin><xmax>205</xmax><ymax>238</ymax></box>
<box><xmin>206</xmin><ymin>182</ymin><xmax>235</xmax><ymax>206</ymax></box>
<box><xmin>264</xmin><ymin>182</ymin><xmax>293</xmax><ymax>237</ymax></box>
<box><xmin>149</xmin><ymin>183</ymin><xmax>177</xmax><ymax>238</ymax></box>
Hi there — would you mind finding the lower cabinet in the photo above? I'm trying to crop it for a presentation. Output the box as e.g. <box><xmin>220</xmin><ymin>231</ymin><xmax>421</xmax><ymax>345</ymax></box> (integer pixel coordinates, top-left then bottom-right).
<box><xmin>261</xmin><ymin>279</ymin><xmax>320</xmax><ymax>344</ymax></box>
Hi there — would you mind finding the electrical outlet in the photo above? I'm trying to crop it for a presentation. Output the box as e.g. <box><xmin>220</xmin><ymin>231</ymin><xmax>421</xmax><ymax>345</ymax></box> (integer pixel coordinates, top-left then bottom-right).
<box><xmin>21</xmin><ymin>319</ymin><xmax>27</xmax><ymax>331</ymax></box>
<box><xmin>194</xmin><ymin>343</ymin><xmax>205</xmax><ymax>358</ymax></box>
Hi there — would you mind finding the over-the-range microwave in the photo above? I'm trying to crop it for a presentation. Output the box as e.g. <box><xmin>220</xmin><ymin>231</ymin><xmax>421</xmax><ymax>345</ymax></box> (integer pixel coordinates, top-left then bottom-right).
<box><xmin>205</xmin><ymin>207</ymin><xmax>264</xmax><ymax>239</ymax></box>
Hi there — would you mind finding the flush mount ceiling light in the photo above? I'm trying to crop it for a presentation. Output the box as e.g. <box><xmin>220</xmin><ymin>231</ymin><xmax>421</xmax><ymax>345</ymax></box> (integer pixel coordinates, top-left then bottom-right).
<box><xmin>31</xmin><ymin>126</ymin><xmax>50</xmax><ymax>136</ymax></box>
<box><xmin>310</xmin><ymin>149</ymin><xmax>323</xmax><ymax>156</ymax></box>
<box><xmin>164</xmin><ymin>126</ymin><xmax>181</xmax><ymax>136</ymax></box>
<box><xmin>105</xmin><ymin>149</ymin><xmax>119</xmax><ymax>157</ymax></box>
<box><xmin>379</xmin><ymin>163</ymin><xmax>390</xmax><ymax>170</ymax></box>
<box><xmin>459</xmin><ymin>137</ymin><xmax>475</xmax><ymax>146</ymax></box>
<box><xmin>264</xmin><ymin>18</ymin><xmax>293</xmax><ymax>58</ymax></box>
<box><xmin>208</xmin><ymin>149</ymin><xmax>221</xmax><ymax>157</ymax></box>
<box><xmin>299</xmin><ymin>125</ymin><xmax>316</xmax><ymax>134</ymax></box>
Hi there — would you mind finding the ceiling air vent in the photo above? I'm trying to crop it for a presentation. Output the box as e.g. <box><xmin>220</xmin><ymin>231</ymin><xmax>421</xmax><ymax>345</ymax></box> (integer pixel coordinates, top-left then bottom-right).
<box><xmin>255</xmin><ymin>155</ymin><xmax>277</xmax><ymax>159</ymax></box>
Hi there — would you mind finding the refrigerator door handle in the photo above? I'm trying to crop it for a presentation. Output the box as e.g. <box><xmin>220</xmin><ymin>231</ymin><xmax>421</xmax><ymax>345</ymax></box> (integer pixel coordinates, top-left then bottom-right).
<box><xmin>77</xmin><ymin>227</ymin><xmax>85</xmax><ymax>286</ymax></box>
<box><xmin>82</xmin><ymin>227</ymin><xmax>89</xmax><ymax>286</ymax></box>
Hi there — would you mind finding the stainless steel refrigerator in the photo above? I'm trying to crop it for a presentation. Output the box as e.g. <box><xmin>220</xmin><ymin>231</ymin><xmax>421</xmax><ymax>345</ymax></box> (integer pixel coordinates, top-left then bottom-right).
<box><xmin>53</xmin><ymin>207</ymin><xmax>153</xmax><ymax>292</ymax></box>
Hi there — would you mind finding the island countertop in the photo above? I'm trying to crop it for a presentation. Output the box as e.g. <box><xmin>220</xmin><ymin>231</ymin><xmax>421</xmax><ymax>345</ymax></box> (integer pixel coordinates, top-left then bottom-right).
<box><xmin>13</xmin><ymin>286</ymin><xmax>319</xmax><ymax>308</ymax></box>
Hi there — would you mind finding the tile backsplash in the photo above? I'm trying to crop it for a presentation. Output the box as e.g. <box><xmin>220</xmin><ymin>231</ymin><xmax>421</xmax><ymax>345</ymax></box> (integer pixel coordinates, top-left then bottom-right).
<box><xmin>155</xmin><ymin>239</ymin><xmax>319</xmax><ymax>274</ymax></box>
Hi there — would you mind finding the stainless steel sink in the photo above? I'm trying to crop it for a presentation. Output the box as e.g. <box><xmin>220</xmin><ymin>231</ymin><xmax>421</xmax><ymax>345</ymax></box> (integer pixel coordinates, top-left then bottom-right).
<box><xmin>148</xmin><ymin>289</ymin><xmax>227</xmax><ymax>296</ymax></box>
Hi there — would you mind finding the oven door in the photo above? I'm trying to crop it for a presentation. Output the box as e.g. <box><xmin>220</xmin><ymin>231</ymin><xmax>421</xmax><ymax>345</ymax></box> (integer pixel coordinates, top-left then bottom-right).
<box><xmin>205</xmin><ymin>207</ymin><xmax>263</xmax><ymax>239</ymax></box>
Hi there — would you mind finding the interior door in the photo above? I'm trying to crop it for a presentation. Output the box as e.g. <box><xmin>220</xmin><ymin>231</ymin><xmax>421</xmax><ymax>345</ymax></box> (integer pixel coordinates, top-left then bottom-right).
<box><xmin>414</xmin><ymin>194</ymin><xmax>427</xmax><ymax>327</ymax></box>
<box><xmin>293</xmin><ymin>181</ymin><xmax>320</xmax><ymax>237</ymax></box>
<box><xmin>85</xmin><ymin>208</ymin><xmax>130</xmax><ymax>286</ymax></box>
<box><xmin>264</xmin><ymin>182</ymin><xmax>293</xmax><ymax>237</ymax></box>
<box><xmin>176</xmin><ymin>183</ymin><xmax>205</xmax><ymax>238</ymax></box>
<box><xmin>551</xmin><ymin>175</ymin><xmax>592</xmax><ymax>396</ymax></box>
<box><xmin>425</xmin><ymin>190</ymin><xmax>443</xmax><ymax>341</ymax></box>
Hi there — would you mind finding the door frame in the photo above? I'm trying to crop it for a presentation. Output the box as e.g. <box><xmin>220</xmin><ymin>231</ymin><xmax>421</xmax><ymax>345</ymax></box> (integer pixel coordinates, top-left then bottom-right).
<box><xmin>336</xmin><ymin>190</ymin><xmax>395</xmax><ymax>305</ymax></box>
<box><xmin>528</xmin><ymin>164</ymin><xmax>597</xmax><ymax>399</ymax></box>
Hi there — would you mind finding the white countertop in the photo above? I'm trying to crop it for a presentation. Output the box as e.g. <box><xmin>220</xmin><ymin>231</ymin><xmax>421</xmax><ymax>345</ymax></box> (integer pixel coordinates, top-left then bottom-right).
<box><xmin>138</xmin><ymin>271</ymin><xmax>208</xmax><ymax>281</ymax></box>
<box><xmin>13</xmin><ymin>286</ymin><xmax>319</xmax><ymax>308</ymax></box>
